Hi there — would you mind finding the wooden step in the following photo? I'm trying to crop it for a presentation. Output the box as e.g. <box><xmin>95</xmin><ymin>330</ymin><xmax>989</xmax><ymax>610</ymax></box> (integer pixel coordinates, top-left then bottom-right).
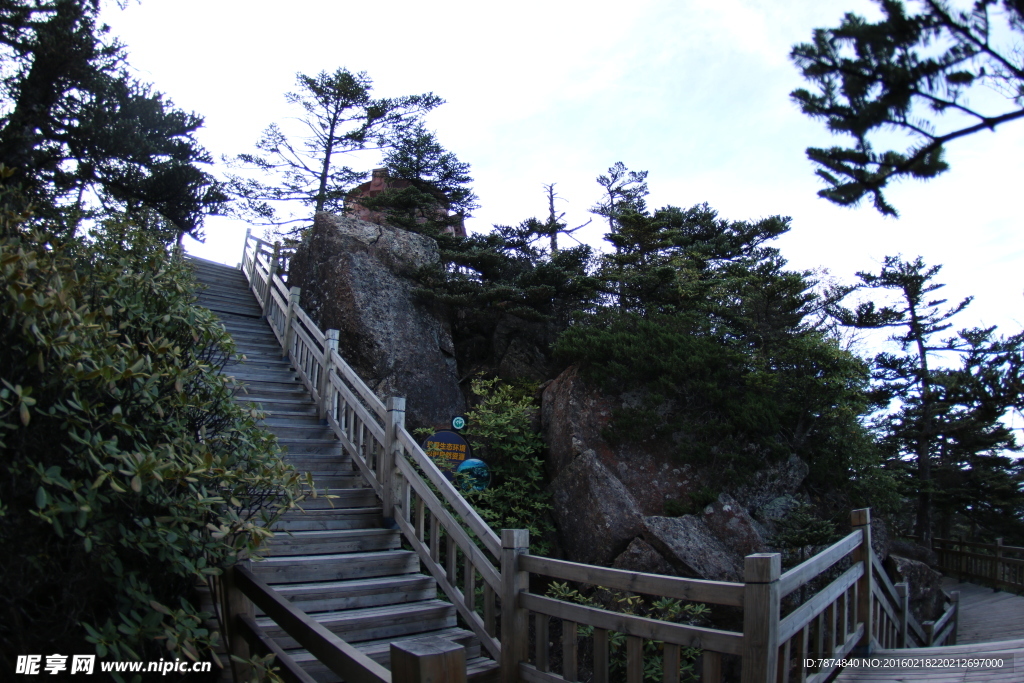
<box><xmin>277</xmin><ymin>440</ymin><xmax>344</xmax><ymax>456</ymax></box>
<box><xmin>266</xmin><ymin>528</ymin><xmax>398</xmax><ymax>556</ymax></box>
<box><xmin>285</xmin><ymin>489</ymin><xmax>377</xmax><ymax>511</ymax></box>
<box><xmin>272</xmin><ymin>507</ymin><xmax>382</xmax><ymax>531</ymax></box>
<box><xmin>257</xmin><ymin>600</ymin><xmax>457</xmax><ymax>648</ymax></box>
<box><xmin>252</xmin><ymin>549</ymin><xmax>419</xmax><ymax>584</ymax></box>
<box><xmin>256</xmin><ymin>574</ymin><xmax>435</xmax><ymax>615</ymax></box>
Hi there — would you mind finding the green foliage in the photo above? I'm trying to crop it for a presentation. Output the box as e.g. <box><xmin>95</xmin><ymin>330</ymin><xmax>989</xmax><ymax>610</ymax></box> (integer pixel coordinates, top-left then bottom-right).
<box><xmin>771</xmin><ymin>502</ymin><xmax>840</xmax><ymax>569</ymax></box>
<box><xmin>0</xmin><ymin>201</ymin><xmax>307</xmax><ymax>669</ymax></box>
<box><xmin>460</xmin><ymin>377</ymin><xmax>554</xmax><ymax>555</ymax></box>
<box><xmin>0</xmin><ymin>2</ymin><xmax>225</xmax><ymax>239</ymax></box>
<box><xmin>545</xmin><ymin>581</ymin><xmax>706</xmax><ymax>682</ymax></box>
<box><xmin>227</xmin><ymin>68</ymin><xmax>442</xmax><ymax>234</ymax></box>
<box><xmin>551</xmin><ymin>195</ymin><xmax>895</xmax><ymax>505</ymax></box>
<box><xmin>791</xmin><ymin>0</ymin><xmax>1024</xmax><ymax>216</ymax></box>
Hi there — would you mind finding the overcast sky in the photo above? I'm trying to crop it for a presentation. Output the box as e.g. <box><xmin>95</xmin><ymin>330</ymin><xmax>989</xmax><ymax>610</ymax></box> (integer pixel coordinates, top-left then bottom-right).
<box><xmin>103</xmin><ymin>0</ymin><xmax>1024</xmax><ymax>341</ymax></box>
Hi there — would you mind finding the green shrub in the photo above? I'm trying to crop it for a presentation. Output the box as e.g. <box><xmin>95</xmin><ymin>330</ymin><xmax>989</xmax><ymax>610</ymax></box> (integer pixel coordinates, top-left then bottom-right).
<box><xmin>0</xmin><ymin>205</ymin><xmax>306</xmax><ymax>671</ymax></box>
<box><xmin>460</xmin><ymin>377</ymin><xmax>554</xmax><ymax>555</ymax></box>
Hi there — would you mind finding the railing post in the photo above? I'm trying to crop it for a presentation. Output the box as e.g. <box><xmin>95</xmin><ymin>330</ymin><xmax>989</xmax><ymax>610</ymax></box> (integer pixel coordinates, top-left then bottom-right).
<box><xmin>923</xmin><ymin>620</ymin><xmax>934</xmax><ymax>646</ymax></box>
<box><xmin>949</xmin><ymin>591</ymin><xmax>959</xmax><ymax>645</ymax></box>
<box><xmin>993</xmin><ymin>537</ymin><xmax>1003</xmax><ymax>591</ymax></box>
<box><xmin>851</xmin><ymin>508</ymin><xmax>874</xmax><ymax>652</ymax></box>
<box><xmin>895</xmin><ymin>582</ymin><xmax>909</xmax><ymax>647</ymax></box>
<box><xmin>281</xmin><ymin>286</ymin><xmax>301</xmax><ymax>359</ymax></box>
<box><xmin>318</xmin><ymin>329</ymin><xmax>339</xmax><ymax>419</ymax></box>
<box><xmin>262</xmin><ymin>241</ymin><xmax>280</xmax><ymax>317</ymax></box>
<box><xmin>741</xmin><ymin>553</ymin><xmax>780</xmax><ymax>683</ymax></box>
<box><xmin>382</xmin><ymin>397</ymin><xmax>406</xmax><ymax>525</ymax></box>
<box><xmin>391</xmin><ymin>636</ymin><xmax>467</xmax><ymax>683</ymax></box>
<box><xmin>240</xmin><ymin>228</ymin><xmax>251</xmax><ymax>270</ymax></box>
<box><xmin>500</xmin><ymin>529</ymin><xmax>529</xmax><ymax>683</ymax></box>
<box><xmin>222</xmin><ymin>560</ymin><xmax>254</xmax><ymax>682</ymax></box>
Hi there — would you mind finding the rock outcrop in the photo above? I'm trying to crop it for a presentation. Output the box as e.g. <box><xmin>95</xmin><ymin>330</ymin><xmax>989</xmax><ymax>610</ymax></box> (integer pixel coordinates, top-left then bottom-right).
<box><xmin>287</xmin><ymin>212</ymin><xmax>464</xmax><ymax>430</ymax></box>
<box><xmin>643</xmin><ymin>515</ymin><xmax>744</xmax><ymax>582</ymax></box>
<box><xmin>886</xmin><ymin>554</ymin><xmax>947</xmax><ymax>623</ymax></box>
<box><xmin>548</xmin><ymin>450</ymin><xmax>644</xmax><ymax>565</ymax></box>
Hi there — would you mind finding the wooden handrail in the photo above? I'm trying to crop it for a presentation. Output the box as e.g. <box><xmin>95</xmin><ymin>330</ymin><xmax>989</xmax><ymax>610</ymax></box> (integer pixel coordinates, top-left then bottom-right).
<box><xmin>233</xmin><ymin>565</ymin><xmax>391</xmax><ymax>683</ymax></box>
<box><xmin>778</xmin><ymin>531</ymin><xmax>860</xmax><ymax>599</ymax></box>
<box><xmin>518</xmin><ymin>555</ymin><xmax>744</xmax><ymax>607</ymax></box>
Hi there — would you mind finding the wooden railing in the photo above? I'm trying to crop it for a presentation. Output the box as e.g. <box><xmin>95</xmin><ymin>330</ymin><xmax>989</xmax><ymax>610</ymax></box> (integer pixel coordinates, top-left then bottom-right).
<box><xmin>232</xmin><ymin>233</ymin><xmax>503</xmax><ymax>681</ymax></box>
<box><xmin>932</xmin><ymin>537</ymin><xmax>1024</xmax><ymax>594</ymax></box>
<box><xmin>224</xmin><ymin>233</ymin><xmax>960</xmax><ymax>683</ymax></box>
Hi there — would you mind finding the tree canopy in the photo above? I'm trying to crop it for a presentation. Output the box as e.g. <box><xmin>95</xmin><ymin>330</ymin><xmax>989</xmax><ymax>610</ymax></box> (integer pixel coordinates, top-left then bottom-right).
<box><xmin>791</xmin><ymin>0</ymin><xmax>1024</xmax><ymax>216</ymax></box>
<box><xmin>226</xmin><ymin>68</ymin><xmax>442</xmax><ymax>234</ymax></box>
<box><xmin>0</xmin><ymin>0</ymin><xmax>225</xmax><ymax>240</ymax></box>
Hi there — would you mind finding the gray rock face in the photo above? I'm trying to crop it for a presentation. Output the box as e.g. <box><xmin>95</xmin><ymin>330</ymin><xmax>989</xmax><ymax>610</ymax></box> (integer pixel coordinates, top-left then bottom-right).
<box><xmin>287</xmin><ymin>212</ymin><xmax>464</xmax><ymax>431</ymax></box>
<box><xmin>548</xmin><ymin>450</ymin><xmax>644</xmax><ymax>565</ymax></box>
<box><xmin>541</xmin><ymin>365</ymin><xmax>697</xmax><ymax>514</ymax></box>
<box><xmin>703</xmin><ymin>493</ymin><xmax>769</xmax><ymax>559</ymax></box>
<box><xmin>612</xmin><ymin>538</ymin><xmax>678</xmax><ymax>577</ymax></box>
<box><xmin>733</xmin><ymin>454</ymin><xmax>810</xmax><ymax>513</ymax></box>
<box><xmin>886</xmin><ymin>554</ymin><xmax>947</xmax><ymax>623</ymax></box>
<box><xmin>643</xmin><ymin>515</ymin><xmax>743</xmax><ymax>582</ymax></box>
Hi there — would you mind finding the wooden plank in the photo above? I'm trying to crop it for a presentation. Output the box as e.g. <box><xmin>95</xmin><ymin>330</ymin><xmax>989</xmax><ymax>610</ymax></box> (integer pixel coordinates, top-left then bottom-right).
<box><xmin>779</xmin><ymin>563</ymin><xmax>863</xmax><ymax>644</ymax></box>
<box><xmin>562</xmin><ymin>620</ymin><xmax>577</xmax><ymax>681</ymax></box>
<box><xmin>870</xmin><ymin>582</ymin><xmax>900</xmax><ymax>636</ymax></box>
<box><xmin>662</xmin><ymin>642</ymin><xmax>679</xmax><ymax>683</ymax></box>
<box><xmin>396</xmin><ymin>455</ymin><xmax>501</xmax><ymax>591</ymax></box>
<box><xmin>779</xmin><ymin>532</ymin><xmax>860</xmax><ymax>598</ymax></box>
<box><xmin>520</xmin><ymin>594</ymin><xmax>743</xmax><ymax>656</ymax></box>
<box><xmin>626</xmin><ymin>635</ymin><xmax>642</xmax><ymax>683</ymax></box>
<box><xmin>593</xmin><ymin>627</ymin><xmax>608</xmax><ymax>683</ymax></box>
<box><xmin>518</xmin><ymin>555</ymin><xmax>744</xmax><ymax>608</ymax></box>
<box><xmin>536</xmin><ymin>614</ymin><xmax>549</xmax><ymax>672</ymax></box>
<box><xmin>701</xmin><ymin>650</ymin><xmax>720</xmax><ymax>683</ymax></box>
<box><xmin>233</xmin><ymin>566</ymin><xmax>390</xmax><ymax>683</ymax></box>
<box><xmin>398</xmin><ymin>431</ymin><xmax>501</xmax><ymax>558</ymax></box>
<box><xmin>871</xmin><ymin>552</ymin><xmax>900</xmax><ymax>606</ymax></box>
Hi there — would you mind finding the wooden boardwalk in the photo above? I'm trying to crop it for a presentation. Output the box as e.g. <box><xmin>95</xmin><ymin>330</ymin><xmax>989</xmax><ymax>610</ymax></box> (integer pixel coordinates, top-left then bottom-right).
<box><xmin>835</xmin><ymin>580</ymin><xmax>1024</xmax><ymax>682</ymax></box>
<box><xmin>943</xmin><ymin>578</ymin><xmax>1024</xmax><ymax>644</ymax></box>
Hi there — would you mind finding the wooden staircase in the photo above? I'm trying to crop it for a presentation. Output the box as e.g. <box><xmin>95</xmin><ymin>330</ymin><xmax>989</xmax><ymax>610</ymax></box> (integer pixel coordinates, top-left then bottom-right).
<box><xmin>189</xmin><ymin>255</ymin><xmax>498</xmax><ymax>682</ymax></box>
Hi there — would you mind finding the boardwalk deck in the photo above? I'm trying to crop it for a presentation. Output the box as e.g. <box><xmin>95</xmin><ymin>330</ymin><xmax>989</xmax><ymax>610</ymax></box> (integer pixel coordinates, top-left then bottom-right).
<box><xmin>835</xmin><ymin>580</ymin><xmax>1024</xmax><ymax>682</ymax></box>
<box><xmin>943</xmin><ymin>578</ymin><xmax>1024</xmax><ymax>645</ymax></box>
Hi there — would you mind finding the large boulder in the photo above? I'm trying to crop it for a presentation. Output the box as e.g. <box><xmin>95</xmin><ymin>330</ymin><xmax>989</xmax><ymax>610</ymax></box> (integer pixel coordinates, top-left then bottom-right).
<box><xmin>886</xmin><ymin>554</ymin><xmax>947</xmax><ymax>623</ymax></box>
<box><xmin>548</xmin><ymin>450</ymin><xmax>644</xmax><ymax>565</ymax></box>
<box><xmin>643</xmin><ymin>515</ymin><xmax>743</xmax><ymax>582</ymax></box>
<box><xmin>541</xmin><ymin>366</ymin><xmax>699</xmax><ymax>514</ymax></box>
<box><xmin>612</xmin><ymin>538</ymin><xmax>678</xmax><ymax>576</ymax></box>
<box><xmin>287</xmin><ymin>212</ymin><xmax>464</xmax><ymax>431</ymax></box>
<box><xmin>702</xmin><ymin>493</ymin><xmax>769</xmax><ymax>558</ymax></box>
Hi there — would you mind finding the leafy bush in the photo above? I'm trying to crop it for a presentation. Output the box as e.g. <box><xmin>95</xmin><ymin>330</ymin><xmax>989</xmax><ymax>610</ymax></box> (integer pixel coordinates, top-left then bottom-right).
<box><xmin>460</xmin><ymin>376</ymin><xmax>554</xmax><ymax>555</ymax></box>
<box><xmin>0</xmin><ymin>202</ymin><xmax>306</xmax><ymax>671</ymax></box>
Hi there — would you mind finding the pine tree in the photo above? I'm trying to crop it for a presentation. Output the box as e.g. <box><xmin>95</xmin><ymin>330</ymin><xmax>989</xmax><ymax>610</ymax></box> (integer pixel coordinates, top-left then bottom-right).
<box><xmin>835</xmin><ymin>256</ymin><xmax>1024</xmax><ymax>544</ymax></box>
<box><xmin>226</xmin><ymin>68</ymin><xmax>442</xmax><ymax>234</ymax></box>
<box><xmin>791</xmin><ymin>0</ymin><xmax>1024</xmax><ymax>216</ymax></box>
<box><xmin>0</xmin><ymin>0</ymin><xmax>225</xmax><ymax>241</ymax></box>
